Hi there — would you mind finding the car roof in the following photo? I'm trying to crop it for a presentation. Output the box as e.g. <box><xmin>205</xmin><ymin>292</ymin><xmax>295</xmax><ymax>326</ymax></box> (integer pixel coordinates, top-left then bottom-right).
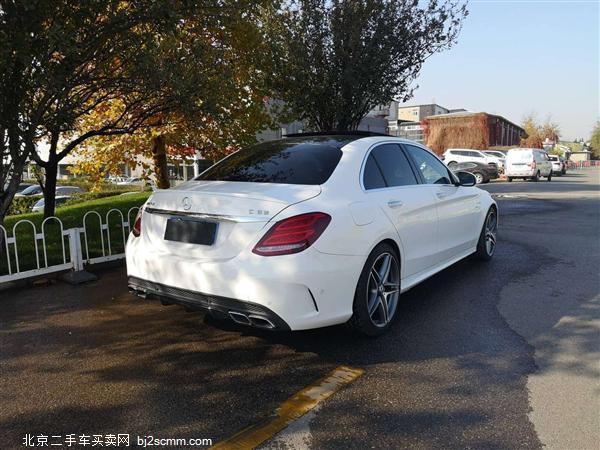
<box><xmin>276</xmin><ymin>133</ymin><xmax>429</xmax><ymax>151</ymax></box>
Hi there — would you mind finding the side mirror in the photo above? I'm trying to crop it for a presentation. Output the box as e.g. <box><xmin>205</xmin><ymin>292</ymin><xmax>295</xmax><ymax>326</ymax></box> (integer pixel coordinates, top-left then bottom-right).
<box><xmin>455</xmin><ymin>171</ymin><xmax>477</xmax><ymax>187</ymax></box>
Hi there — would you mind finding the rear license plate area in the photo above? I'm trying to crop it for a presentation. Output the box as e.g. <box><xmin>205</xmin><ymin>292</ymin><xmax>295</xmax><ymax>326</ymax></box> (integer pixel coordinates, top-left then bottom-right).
<box><xmin>164</xmin><ymin>218</ymin><xmax>218</xmax><ymax>245</ymax></box>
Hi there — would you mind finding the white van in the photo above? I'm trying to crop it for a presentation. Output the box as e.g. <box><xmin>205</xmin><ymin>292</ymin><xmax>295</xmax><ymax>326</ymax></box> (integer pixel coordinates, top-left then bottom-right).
<box><xmin>505</xmin><ymin>148</ymin><xmax>553</xmax><ymax>182</ymax></box>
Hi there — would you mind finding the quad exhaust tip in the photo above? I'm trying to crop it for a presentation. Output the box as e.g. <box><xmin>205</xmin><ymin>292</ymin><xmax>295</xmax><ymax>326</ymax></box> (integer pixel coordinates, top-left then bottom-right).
<box><xmin>229</xmin><ymin>311</ymin><xmax>275</xmax><ymax>329</ymax></box>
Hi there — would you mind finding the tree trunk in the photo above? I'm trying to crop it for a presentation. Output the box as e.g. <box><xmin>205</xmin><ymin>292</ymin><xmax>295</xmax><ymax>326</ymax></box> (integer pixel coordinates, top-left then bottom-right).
<box><xmin>42</xmin><ymin>162</ymin><xmax>58</xmax><ymax>218</ymax></box>
<box><xmin>0</xmin><ymin>163</ymin><xmax>26</xmax><ymax>250</ymax></box>
<box><xmin>152</xmin><ymin>134</ymin><xmax>170</xmax><ymax>189</ymax></box>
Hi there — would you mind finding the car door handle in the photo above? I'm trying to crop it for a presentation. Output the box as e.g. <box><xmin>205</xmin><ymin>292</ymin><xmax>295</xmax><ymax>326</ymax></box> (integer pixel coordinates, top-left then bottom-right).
<box><xmin>387</xmin><ymin>200</ymin><xmax>404</xmax><ymax>208</ymax></box>
<box><xmin>436</xmin><ymin>192</ymin><xmax>449</xmax><ymax>199</ymax></box>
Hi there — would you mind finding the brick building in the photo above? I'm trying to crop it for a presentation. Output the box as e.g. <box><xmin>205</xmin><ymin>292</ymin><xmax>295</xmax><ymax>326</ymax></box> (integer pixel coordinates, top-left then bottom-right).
<box><xmin>423</xmin><ymin>112</ymin><xmax>526</xmax><ymax>155</ymax></box>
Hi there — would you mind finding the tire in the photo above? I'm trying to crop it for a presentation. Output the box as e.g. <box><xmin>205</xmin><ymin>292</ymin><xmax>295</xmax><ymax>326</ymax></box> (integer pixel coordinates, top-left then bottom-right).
<box><xmin>473</xmin><ymin>172</ymin><xmax>484</xmax><ymax>184</ymax></box>
<box><xmin>556</xmin><ymin>171</ymin><xmax>562</xmax><ymax>177</ymax></box>
<box><xmin>475</xmin><ymin>207</ymin><xmax>497</xmax><ymax>261</ymax></box>
<box><xmin>507</xmin><ymin>177</ymin><xmax>513</xmax><ymax>182</ymax></box>
<box><xmin>531</xmin><ymin>171</ymin><xmax>540</xmax><ymax>182</ymax></box>
<box><xmin>348</xmin><ymin>243</ymin><xmax>401</xmax><ymax>337</ymax></box>
<box><xmin>547</xmin><ymin>172</ymin><xmax>552</xmax><ymax>181</ymax></box>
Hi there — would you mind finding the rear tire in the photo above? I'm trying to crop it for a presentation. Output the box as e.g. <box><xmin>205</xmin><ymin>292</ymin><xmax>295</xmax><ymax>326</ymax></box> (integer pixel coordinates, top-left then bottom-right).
<box><xmin>473</xmin><ymin>172</ymin><xmax>484</xmax><ymax>184</ymax></box>
<box><xmin>348</xmin><ymin>243</ymin><xmax>400</xmax><ymax>337</ymax></box>
<box><xmin>547</xmin><ymin>172</ymin><xmax>552</xmax><ymax>181</ymax></box>
<box><xmin>507</xmin><ymin>177</ymin><xmax>513</xmax><ymax>182</ymax></box>
<box><xmin>531</xmin><ymin>171</ymin><xmax>540</xmax><ymax>182</ymax></box>
<box><xmin>475</xmin><ymin>207</ymin><xmax>497</xmax><ymax>261</ymax></box>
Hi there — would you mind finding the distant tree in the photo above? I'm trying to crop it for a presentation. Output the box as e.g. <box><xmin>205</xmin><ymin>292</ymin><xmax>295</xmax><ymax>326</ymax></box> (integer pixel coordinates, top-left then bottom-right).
<box><xmin>520</xmin><ymin>114</ymin><xmax>543</xmax><ymax>148</ymax></box>
<box><xmin>268</xmin><ymin>0</ymin><xmax>468</xmax><ymax>131</ymax></box>
<box><xmin>541</xmin><ymin>116</ymin><xmax>560</xmax><ymax>143</ymax></box>
<box><xmin>520</xmin><ymin>114</ymin><xmax>560</xmax><ymax>148</ymax></box>
<box><xmin>590</xmin><ymin>121</ymin><xmax>600</xmax><ymax>159</ymax></box>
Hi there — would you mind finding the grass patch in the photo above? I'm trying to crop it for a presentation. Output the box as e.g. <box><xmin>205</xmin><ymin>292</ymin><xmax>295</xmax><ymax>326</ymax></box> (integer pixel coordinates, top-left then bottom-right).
<box><xmin>0</xmin><ymin>192</ymin><xmax>151</xmax><ymax>276</ymax></box>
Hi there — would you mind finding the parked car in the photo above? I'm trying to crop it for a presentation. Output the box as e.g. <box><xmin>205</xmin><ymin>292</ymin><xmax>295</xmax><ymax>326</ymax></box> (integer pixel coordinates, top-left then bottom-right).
<box><xmin>31</xmin><ymin>196</ymin><xmax>71</xmax><ymax>212</ymax></box>
<box><xmin>547</xmin><ymin>155</ymin><xmax>564</xmax><ymax>176</ymax></box>
<box><xmin>117</xmin><ymin>177</ymin><xmax>143</xmax><ymax>186</ymax></box>
<box><xmin>442</xmin><ymin>149</ymin><xmax>501</xmax><ymax>169</ymax></box>
<box><xmin>505</xmin><ymin>148</ymin><xmax>553</xmax><ymax>182</ymax></box>
<box><xmin>482</xmin><ymin>150</ymin><xmax>506</xmax><ymax>169</ymax></box>
<box><xmin>16</xmin><ymin>185</ymin><xmax>83</xmax><ymax>196</ymax></box>
<box><xmin>56</xmin><ymin>186</ymin><xmax>84</xmax><ymax>195</ymax></box>
<box><xmin>449</xmin><ymin>161</ymin><xmax>498</xmax><ymax>184</ymax></box>
<box><xmin>559</xmin><ymin>156</ymin><xmax>567</xmax><ymax>175</ymax></box>
<box><xmin>16</xmin><ymin>184</ymin><xmax>43</xmax><ymax>196</ymax></box>
<box><xmin>127</xmin><ymin>132</ymin><xmax>498</xmax><ymax>336</ymax></box>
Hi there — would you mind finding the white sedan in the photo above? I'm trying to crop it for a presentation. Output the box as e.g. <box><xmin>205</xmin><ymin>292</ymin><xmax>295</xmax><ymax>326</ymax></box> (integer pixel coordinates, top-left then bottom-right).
<box><xmin>126</xmin><ymin>133</ymin><xmax>497</xmax><ymax>336</ymax></box>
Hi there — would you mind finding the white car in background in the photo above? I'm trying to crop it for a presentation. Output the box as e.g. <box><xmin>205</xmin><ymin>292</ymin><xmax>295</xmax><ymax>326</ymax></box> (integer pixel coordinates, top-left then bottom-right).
<box><xmin>505</xmin><ymin>148</ymin><xmax>553</xmax><ymax>182</ymax></box>
<box><xmin>442</xmin><ymin>149</ymin><xmax>502</xmax><ymax>169</ymax></box>
<box><xmin>547</xmin><ymin>155</ymin><xmax>564</xmax><ymax>176</ymax></box>
<box><xmin>31</xmin><ymin>196</ymin><xmax>71</xmax><ymax>212</ymax></box>
<box><xmin>16</xmin><ymin>185</ymin><xmax>83</xmax><ymax>197</ymax></box>
<box><xmin>127</xmin><ymin>133</ymin><xmax>497</xmax><ymax>336</ymax></box>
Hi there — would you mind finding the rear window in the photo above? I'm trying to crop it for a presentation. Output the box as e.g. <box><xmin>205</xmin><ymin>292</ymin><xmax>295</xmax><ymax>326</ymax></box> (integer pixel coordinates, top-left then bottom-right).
<box><xmin>196</xmin><ymin>137</ymin><xmax>347</xmax><ymax>185</ymax></box>
<box><xmin>509</xmin><ymin>150</ymin><xmax>532</xmax><ymax>161</ymax></box>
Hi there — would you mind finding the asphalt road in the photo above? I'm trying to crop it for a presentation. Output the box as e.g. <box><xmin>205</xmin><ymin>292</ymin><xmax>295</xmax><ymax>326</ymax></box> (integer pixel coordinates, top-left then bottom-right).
<box><xmin>1</xmin><ymin>169</ymin><xmax>598</xmax><ymax>449</ymax></box>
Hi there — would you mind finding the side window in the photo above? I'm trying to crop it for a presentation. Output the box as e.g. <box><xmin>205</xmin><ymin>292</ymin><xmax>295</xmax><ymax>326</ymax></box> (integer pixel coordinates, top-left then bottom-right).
<box><xmin>405</xmin><ymin>145</ymin><xmax>453</xmax><ymax>185</ymax></box>
<box><xmin>363</xmin><ymin>153</ymin><xmax>387</xmax><ymax>190</ymax></box>
<box><xmin>371</xmin><ymin>144</ymin><xmax>418</xmax><ymax>187</ymax></box>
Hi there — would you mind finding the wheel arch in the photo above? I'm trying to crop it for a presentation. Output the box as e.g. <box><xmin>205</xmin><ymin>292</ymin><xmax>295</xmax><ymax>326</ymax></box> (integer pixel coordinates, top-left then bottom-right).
<box><xmin>478</xmin><ymin>202</ymin><xmax>498</xmax><ymax>232</ymax></box>
<box><xmin>364</xmin><ymin>236</ymin><xmax>403</xmax><ymax>277</ymax></box>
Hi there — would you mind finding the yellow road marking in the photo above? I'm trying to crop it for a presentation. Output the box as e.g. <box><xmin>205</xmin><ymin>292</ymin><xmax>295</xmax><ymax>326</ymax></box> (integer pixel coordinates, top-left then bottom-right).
<box><xmin>211</xmin><ymin>365</ymin><xmax>364</xmax><ymax>450</ymax></box>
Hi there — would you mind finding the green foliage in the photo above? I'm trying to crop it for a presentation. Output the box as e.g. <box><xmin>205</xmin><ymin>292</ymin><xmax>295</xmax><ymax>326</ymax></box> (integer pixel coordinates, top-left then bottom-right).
<box><xmin>1</xmin><ymin>192</ymin><xmax>151</xmax><ymax>275</ymax></box>
<box><xmin>268</xmin><ymin>0</ymin><xmax>468</xmax><ymax>130</ymax></box>
<box><xmin>6</xmin><ymin>196</ymin><xmax>41</xmax><ymax>216</ymax></box>
<box><xmin>590</xmin><ymin>121</ymin><xmax>600</xmax><ymax>159</ymax></box>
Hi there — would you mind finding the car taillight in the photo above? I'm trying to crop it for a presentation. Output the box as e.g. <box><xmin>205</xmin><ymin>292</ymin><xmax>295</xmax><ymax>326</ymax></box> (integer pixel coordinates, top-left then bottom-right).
<box><xmin>132</xmin><ymin>210</ymin><xmax>142</xmax><ymax>237</ymax></box>
<box><xmin>252</xmin><ymin>212</ymin><xmax>331</xmax><ymax>256</ymax></box>
<box><xmin>528</xmin><ymin>161</ymin><xmax>537</xmax><ymax>169</ymax></box>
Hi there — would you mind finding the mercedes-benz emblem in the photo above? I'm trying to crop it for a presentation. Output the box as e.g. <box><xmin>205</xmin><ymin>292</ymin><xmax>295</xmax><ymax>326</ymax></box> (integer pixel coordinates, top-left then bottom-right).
<box><xmin>182</xmin><ymin>197</ymin><xmax>192</xmax><ymax>210</ymax></box>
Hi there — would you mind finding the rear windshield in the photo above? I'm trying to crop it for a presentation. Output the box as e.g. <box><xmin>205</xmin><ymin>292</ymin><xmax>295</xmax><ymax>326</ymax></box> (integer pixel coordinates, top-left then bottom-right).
<box><xmin>509</xmin><ymin>151</ymin><xmax>532</xmax><ymax>161</ymax></box>
<box><xmin>196</xmin><ymin>137</ymin><xmax>348</xmax><ymax>185</ymax></box>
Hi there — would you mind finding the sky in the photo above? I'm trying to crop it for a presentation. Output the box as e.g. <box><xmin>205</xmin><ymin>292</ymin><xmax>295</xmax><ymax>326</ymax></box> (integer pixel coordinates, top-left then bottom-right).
<box><xmin>407</xmin><ymin>0</ymin><xmax>599</xmax><ymax>141</ymax></box>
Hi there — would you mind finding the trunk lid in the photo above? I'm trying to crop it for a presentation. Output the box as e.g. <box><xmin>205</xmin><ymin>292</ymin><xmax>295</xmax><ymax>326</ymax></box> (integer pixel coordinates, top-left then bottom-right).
<box><xmin>141</xmin><ymin>181</ymin><xmax>321</xmax><ymax>260</ymax></box>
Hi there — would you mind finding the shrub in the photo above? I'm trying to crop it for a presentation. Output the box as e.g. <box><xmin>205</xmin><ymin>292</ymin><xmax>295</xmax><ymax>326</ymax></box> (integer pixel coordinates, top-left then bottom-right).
<box><xmin>6</xmin><ymin>195</ymin><xmax>41</xmax><ymax>216</ymax></box>
<box><xmin>62</xmin><ymin>192</ymin><xmax>128</xmax><ymax>207</ymax></box>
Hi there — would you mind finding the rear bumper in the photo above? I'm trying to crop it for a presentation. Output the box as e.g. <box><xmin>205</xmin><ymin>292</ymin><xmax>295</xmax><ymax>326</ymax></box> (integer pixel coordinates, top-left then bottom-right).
<box><xmin>125</xmin><ymin>235</ymin><xmax>365</xmax><ymax>331</ymax></box>
<box><xmin>128</xmin><ymin>276</ymin><xmax>290</xmax><ymax>330</ymax></box>
<box><xmin>505</xmin><ymin>169</ymin><xmax>534</xmax><ymax>177</ymax></box>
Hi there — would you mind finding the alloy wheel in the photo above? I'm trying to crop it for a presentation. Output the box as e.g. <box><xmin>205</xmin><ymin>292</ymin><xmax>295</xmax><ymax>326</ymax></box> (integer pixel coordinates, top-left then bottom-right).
<box><xmin>366</xmin><ymin>252</ymin><xmax>400</xmax><ymax>327</ymax></box>
<box><xmin>474</xmin><ymin>172</ymin><xmax>484</xmax><ymax>184</ymax></box>
<box><xmin>485</xmin><ymin>210</ymin><xmax>498</xmax><ymax>256</ymax></box>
